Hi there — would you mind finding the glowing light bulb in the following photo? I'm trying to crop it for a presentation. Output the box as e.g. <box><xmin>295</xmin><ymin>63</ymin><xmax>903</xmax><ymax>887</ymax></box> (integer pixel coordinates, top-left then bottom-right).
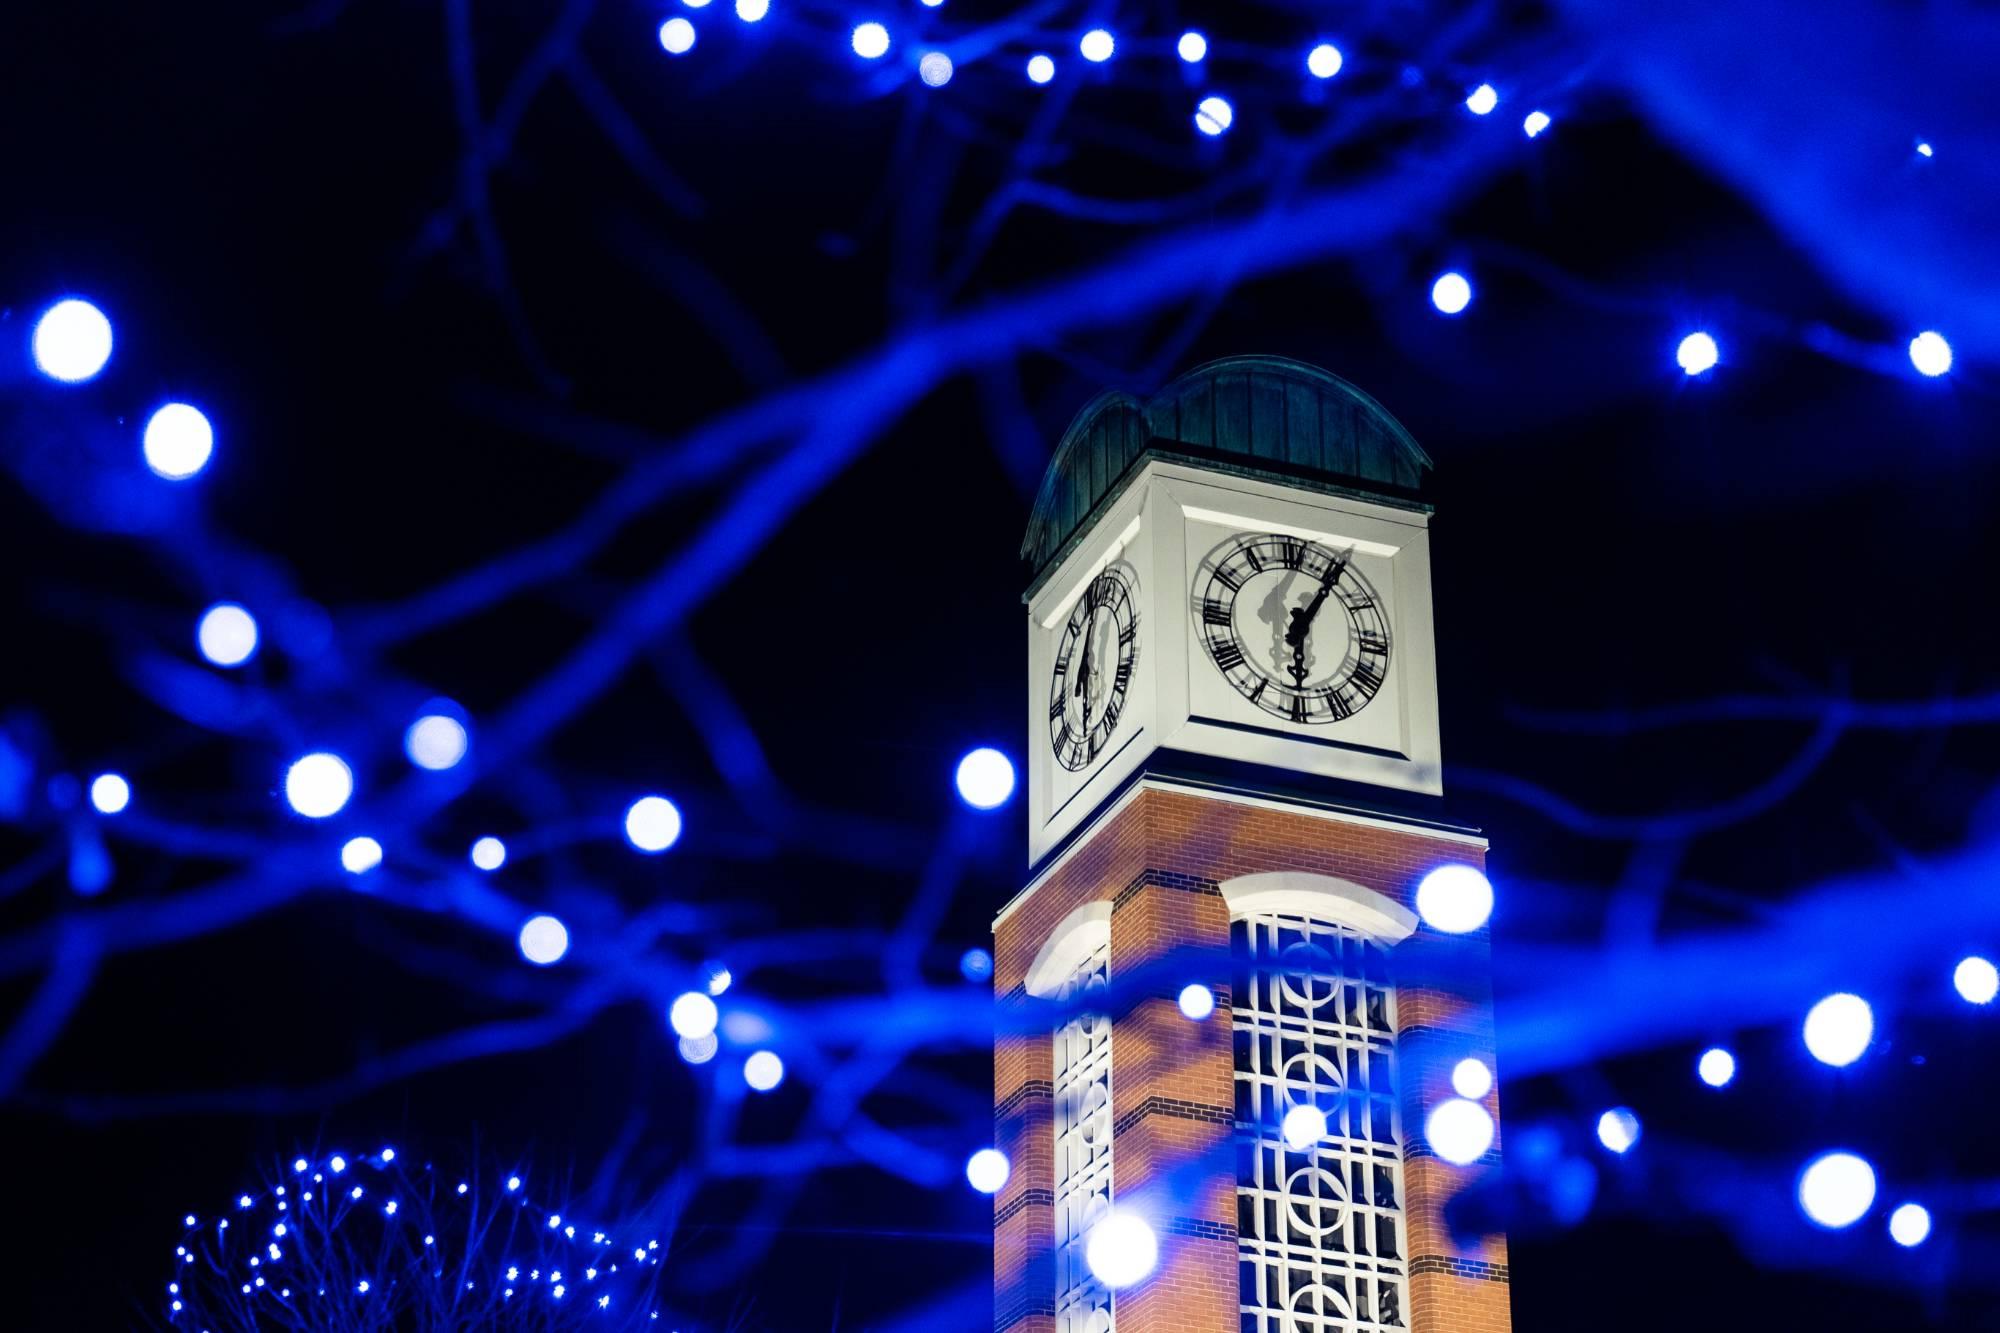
<box><xmin>196</xmin><ymin>602</ymin><xmax>259</xmax><ymax>667</ymax></box>
<box><xmin>955</xmin><ymin>747</ymin><xmax>1015</xmax><ymax>808</ymax></box>
<box><xmin>1424</xmin><ymin>1097</ymin><xmax>1494</xmax><ymax>1164</ymax></box>
<box><xmin>1677</xmin><ymin>331</ymin><xmax>1719</xmax><ymax>375</ymax></box>
<box><xmin>703</xmin><ymin>961</ymin><xmax>733</xmax><ymax>994</ymax></box>
<box><xmin>506</xmin><ymin>1175</ymin><xmax>522</xmax><ymax>1192</ymax></box>
<box><xmin>1803</xmin><ymin>992</ymin><xmax>1872</xmax><ymax>1067</ymax></box>
<box><xmin>1909</xmin><ymin>331</ymin><xmax>1952</xmax><ymax>377</ymax></box>
<box><xmin>470</xmin><ymin>836</ymin><xmax>507</xmax><ymax>871</ymax></box>
<box><xmin>1079</xmin><ymin>29</ymin><xmax>1113</xmax><ymax>63</ymax></box>
<box><xmin>965</xmin><ymin>1148</ymin><xmax>1010</xmax><ymax>1194</ymax></box>
<box><xmin>678</xmin><ymin>1032</ymin><xmax>719</xmax><ymax>1064</ymax></box>
<box><xmin>518</xmin><ymin>914</ymin><xmax>570</xmax><ymax>966</ymax></box>
<box><xmin>1798</xmin><ymin>1151</ymin><xmax>1876</xmax><ymax>1228</ymax></box>
<box><xmin>1176</xmin><ymin>31</ymin><xmax>1206</xmax><ymax>63</ymax></box>
<box><xmin>143</xmin><ymin>403</ymin><xmax>215</xmax><ymax>480</ymax></box>
<box><xmin>89</xmin><ymin>772</ymin><xmax>130</xmax><ymax>814</ymax></box>
<box><xmin>1697</xmin><ymin>1047</ymin><xmax>1736</xmax><ymax>1087</ymax></box>
<box><xmin>1307</xmin><ymin>43</ymin><xmax>1342</xmax><ymax>79</ymax></box>
<box><xmin>960</xmin><ymin>948</ymin><xmax>994</xmax><ymax>982</ymax></box>
<box><xmin>624</xmin><ymin>795</ymin><xmax>683</xmax><ymax>852</ymax></box>
<box><xmin>31</xmin><ymin>298</ymin><xmax>113</xmax><ymax>383</ymax></box>
<box><xmin>1428</xmin><ymin>271</ymin><xmax>1474</xmax><ymax>318</ymax></box>
<box><xmin>1465</xmin><ymin>83</ymin><xmax>1498</xmax><ymax>115</ymax></box>
<box><xmin>734</xmin><ymin>0</ymin><xmax>767</xmax><ymax>20</ymax></box>
<box><xmin>1523</xmin><ymin>110</ymin><xmax>1551</xmax><ymax>138</ymax></box>
<box><xmin>1281</xmin><ymin>1104</ymin><xmax>1328</xmax><ymax>1150</ymax></box>
<box><xmin>851</xmin><ymin>22</ymin><xmax>889</xmax><ymax>59</ymax></box>
<box><xmin>1194</xmin><ymin>95</ymin><xmax>1233</xmax><ymax>137</ymax></box>
<box><xmin>657</xmin><ymin>18</ymin><xmax>695</xmax><ymax>53</ymax></box>
<box><xmin>1888</xmin><ymin>1202</ymin><xmax>1932</xmax><ymax>1247</ymax></box>
<box><xmin>1415</xmin><ymin>862</ymin><xmax>1490</xmax><ymax>930</ymax></box>
<box><xmin>330</xmin><ymin>1155</ymin><xmax>347</xmax><ymax>1173</ymax></box>
<box><xmin>1915</xmin><ymin>140</ymin><xmax>1933</xmax><ymax>158</ymax></box>
<box><xmin>1450</xmin><ymin>1057</ymin><xmax>1492</xmax><ymax>1100</ymax></box>
<box><xmin>340</xmin><ymin>836</ymin><xmax>383</xmax><ymax>874</ymax></box>
<box><xmin>1954</xmin><ymin>955</ymin><xmax>1998</xmax><ymax>1004</ymax></box>
<box><xmin>1026</xmin><ymin>54</ymin><xmax>1054</xmax><ymax>84</ymax></box>
<box><xmin>1084</xmin><ymin>1211</ymin><xmax>1156</xmax><ymax>1288</ymax></box>
<box><xmin>1178</xmin><ymin>983</ymin><xmax>1215</xmax><ymax>1021</ymax></box>
<box><xmin>1596</xmin><ymin>1107</ymin><xmax>1641</xmax><ymax>1154</ymax></box>
<box><xmin>918</xmin><ymin>51</ymin><xmax>952</xmax><ymax>86</ymax></box>
<box><xmin>669</xmin><ymin>991</ymin><xmax>719</xmax><ymax>1039</ymax></box>
<box><xmin>405</xmin><ymin>710</ymin><xmax>468</xmax><ymax>770</ymax></box>
<box><xmin>284</xmin><ymin>752</ymin><xmax>353</xmax><ymax>819</ymax></box>
<box><xmin>744</xmin><ymin>1049</ymin><xmax>785</xmax><ymax>1091</ymax></box>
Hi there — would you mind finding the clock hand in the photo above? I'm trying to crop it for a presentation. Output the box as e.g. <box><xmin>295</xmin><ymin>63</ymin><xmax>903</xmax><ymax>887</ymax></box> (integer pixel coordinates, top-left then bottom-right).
<box><xmin>1284</xmin><ymin>553</ymin><xmax>1350</xmax><ymax>647</ymax></box>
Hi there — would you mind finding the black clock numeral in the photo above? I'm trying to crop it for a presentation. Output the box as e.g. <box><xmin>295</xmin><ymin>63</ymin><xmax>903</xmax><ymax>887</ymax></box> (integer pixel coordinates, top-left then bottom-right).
<box><xmin>1213</xmin><ymin>566</ymin><xmax>1243</xmax><ymax>593</ymax></box>
<box><xmin>1278</xmin><ymin>537</ymin><xmax>1305</xmax><ymax>570</ymax></box>
<box><xmin>1210</xmin><ymin>639</ymin><xmax>1245</xmax><ymax>672</ymax></box>
<box><xmin>1356</xmin><ymin>630</ymin><xmax>1388</xmax><ymax>657</ymax></box>
<box><xmin>1114</xmin><ymin>660</ymin><xmax>1132</xmax><ymax>690</ymax></box>
<box><xmin>1318</xmin><ymin>688</ymin><xmax>1351</xmax><ymax>721</ymax></box>
<box><xmin>1202</xmin><ymin>599</ymin><xmax>1231</xmax><ymax>627</ymax></box>
<box><xmin>1049</xmin><ymin>696</ymin><xmax>1066</xmax><ymax>721</ymax></box>
<box><xmin>1352</xmin><ymin>661</ymin><xmax>1384</xmax><ymax>696</ymax></box>
<box><xmin>1243</xmin><ymin>545</ymin><xmax>1266</xmax><ymax>573</ymax></box>
<box><xmin>1247</xmin><ymin>677</ymin><xmax>1267</xmax><ymax>703</ymax></box>
<box><xmin>1288</xmin><ymin>694</ymin><xmax>1309</xmax><ymax>724</ymax></box>
<box><xmin>1118</xmin><ymin>620</ymin><xmax>1136</xmax><ymax>646</ymax></box>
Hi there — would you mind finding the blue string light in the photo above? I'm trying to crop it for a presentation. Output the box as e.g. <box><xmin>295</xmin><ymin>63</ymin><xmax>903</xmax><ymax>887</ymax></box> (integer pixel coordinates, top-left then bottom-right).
<box><xmin>30</xmin><ymin>298</ymin><xmax>113</xmax><ymax>383</ymax></box>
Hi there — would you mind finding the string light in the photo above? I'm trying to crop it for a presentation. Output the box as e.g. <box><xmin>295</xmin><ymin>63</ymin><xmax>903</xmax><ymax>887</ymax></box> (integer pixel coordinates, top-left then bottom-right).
<box><xmin>965</xmin><ymin>1148</ymin><xmax>1010</xmax><ymax>1194</ymax></box>
<box><xmin>1450</xmin><ymin>1057</ymin><xmax>1493</xmax><ymax>1100</ymax></box>
<box><xmin>1026</xmin><ymin>54</ymin><xmax>1054</xmax><ymax>85</ymax></box>
<box><xmin>1596</xmin><ymin>1107</ymin><xmax>1642</xmax><ymax>1154</ymax></box>
<box><xmin>1803</xmin><ymin>992</ymin><xmax>1872</xmax><ymax>1067</ymax></box>
<box><xmin>918</xmin><ymin>51</ymin><xmax>952</xmax><ymax>87</ymax></box>
<box><xmin>624</xmin><ymin>794</ymin><xmax>683</xmax><ymax>852</ymax></box>
<box><xmin>850</xmin><ymin>23</ymin><xmax>889</xmax><ymax>60</ymax></box>
<box><xmin>470</xmin><ymin>835</ymin><xmax>507</xmax><ymax>871</ymax></box>
<box><xmin>1888</xmin><ymin>1202</ymin><xmax>1932</xmax><ymax>1247</ymax></box>
<box><xmin>284</xmin><ymin>752</ymin><xmax>354</xmax><ymax>819</ymax></box>
<box><xmin>1415</xmin><ymin>862</ymin><xmax>1490</xmax><ymax>931</ymax></box>
<box><xmin>1697</xmin><ymin>1046</ymin><xmax>1737</xmax><ymax>1087</ymax></box>
<box><xmin>1176</xmin><ymin>31</ymin><xmax>1207</xmax><ymax>63</ymax></box>
<box><xmin>743</xmin><ymin>1049</ymin><xmax>785</xmax><ymax>1091</ymax></box>
<box><xmin>89</xmin><ymin>772</ymin><xmax>131</xmax><ymax>815</ymax></box>
<box><xmin>1084</xmin><ymin>1211</ymin><xmax>1157</xmax><ymax>1288</ymax></box>
<box><xmin>196</xmin><ymin>602</ymin><xmax>259</xmax><ymax>667</ymax></box>
<box><xmin>1194</xmin><ymin>95</ymin><xmax>1233</xmax><ymax>137</ymax></box>
<box><xmin>143</xmin><ymin>402</ymin><xmax>215</xmax><ymax>480</ymax></box>
<box><xmin>1953</xmin><ymin>955</ymin><xmax>1997</xmax><ymax>1004</ymax></box>
<box><xmin>1798</xmin><ymin>1150</ymin><xmax>1876</xmax><ymax>1228</ymax></box>
<box><xmin>518</xmin><ymin>915</ymin><xmax>570</xmax><ymax>966</ymax></box>
<box><xmin>678</xmin><ymin>1032</ymin><xmax>719</xmax><ymax>1064</ymax></box>
<box><xmin>668</xmin><ymin>991</ymin><xmax>719</xmax><ymax>1040</ymax></box>
<box><xmin>702</xmin><ymin>961</ymin><xmax>733</xmax><ymax>995</ymax></box>
<box><xmin>1677</xmin><ymin>331</ymin><xmax>1720</xmax><ymax>375</ymax></box>
<box><xmin>340</xmin><ymin>836</ymin><xmax>383</xmax><ymax>874</ymax></box>
<box><xmin>657</xmin><ymin>18</ymin><xmax>695</xmax><ymax>54</ymax></box>
<box><xmin>1281</xmin><ymin>1104</ymin><xmax>1328</xmax><ymax>1149</ymax></box>
<box><xmin>1424</xmin><ymin>1097</ymin><xmax>1494</xmax><ymax>1164</ymax></box>
<box><xmin>1465</xmin><ymin>83</ymin><xmax>1498</xmax><ymax>115</ymax></box>
<box><xmin>405</xmin><ymin>707</ymin><xmax>469</xmax><ymax>771</ymax></box>
<box><xmin>959</xmin><ymin>947</ymin><xmax>993</xmax><ymax>982</ymax></box>
<box><xmin>1909</xmin><ymin>330</ymin><xmax>1952</xmax><ymax>377</ymax></box>
<box><xmin>1915</xmin><ymin>140</ymin><xmax>1933</xmax><ymax>158</ymax></box>
<box><xmin>1177</xmin><ymin>982</ymin><xmax>1215</xmax><ymax>1020</ymax></box>
<box><xmin>31</xmin><ymin>297</ymin><xmax>113</xmax><ymax>383</ymax></box>
<box><xmin>1079</xmin><ymin>29</ymin><xmax>1113</xmax><ymax>63</ymax></box>
<box><xmin>1306</xmin><ymin>43</ymin><xmax>1342</xmax><ymax>79</ymax></box>
<box><xmin>954</xmin><ymin>747</ymin><xmax>1015</xmax><ymax>808</ymax></box>
<box><xmin>734</xmin><ymin>0</ymin><xmax>768</xmax><ymax>21</ymax></box>
<box><xmin>1523</xmin><ymin>110</ymin><xmax>1551</xmax><ymax>138</ymax></box>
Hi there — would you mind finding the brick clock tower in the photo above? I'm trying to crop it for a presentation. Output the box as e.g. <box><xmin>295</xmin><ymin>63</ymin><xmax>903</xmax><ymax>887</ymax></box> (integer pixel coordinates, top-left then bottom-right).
<box><xmin>992</xmin><ymin>357</ymin><xmax>1510</xmax><ymax>1333</ymax></box>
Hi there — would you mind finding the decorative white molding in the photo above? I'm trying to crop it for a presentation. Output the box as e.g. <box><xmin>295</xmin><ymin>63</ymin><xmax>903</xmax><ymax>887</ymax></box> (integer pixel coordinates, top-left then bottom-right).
<box><xmin>1024</xmin><ymin>901</ymin><xmax>1114</xmax><ymax>998</ymax></box>
<box><xmin>1219</xmin><ymin>871</ymin><xmax>1419</xmax><ymax>945</ymax></box>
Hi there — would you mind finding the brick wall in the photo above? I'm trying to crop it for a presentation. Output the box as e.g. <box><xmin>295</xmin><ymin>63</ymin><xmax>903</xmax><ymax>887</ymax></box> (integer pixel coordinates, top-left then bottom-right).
<box><xmin>994</xmin><ymin>784</ymin><xmax>1510</xmax><ymax>1333</ymax></box>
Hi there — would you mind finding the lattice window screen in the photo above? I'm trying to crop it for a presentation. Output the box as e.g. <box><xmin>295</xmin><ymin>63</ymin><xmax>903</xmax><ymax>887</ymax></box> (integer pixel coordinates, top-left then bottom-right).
<box><xmin>1234</xmin><ymin>913</ymin><xmax>1408</xmax><ymax>1333</ymax></box>
<box><xmin>1053</xmin><ymin>938</ymin><xmax>1114</xmax><ymax>1333</ymax></box>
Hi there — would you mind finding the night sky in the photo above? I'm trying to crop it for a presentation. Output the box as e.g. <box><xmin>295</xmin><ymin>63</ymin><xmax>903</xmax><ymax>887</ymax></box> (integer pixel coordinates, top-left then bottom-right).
<box><xmin>3</xmin><ymin>2</ymin><xmax>1998</xmax><ymax>1329</ymax></box>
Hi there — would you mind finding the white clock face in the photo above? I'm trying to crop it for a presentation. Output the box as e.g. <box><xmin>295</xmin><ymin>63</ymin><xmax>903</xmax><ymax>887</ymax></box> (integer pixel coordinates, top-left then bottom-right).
<box><xmin>1192</xmin><ymin>532</ymin><xmax>1391</xmax><ymax>725</ymax></box>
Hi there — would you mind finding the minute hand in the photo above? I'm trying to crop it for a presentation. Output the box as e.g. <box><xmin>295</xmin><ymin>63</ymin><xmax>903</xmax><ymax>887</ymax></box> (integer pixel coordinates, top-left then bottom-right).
<box><xmin>1285</xmin><ymin>555</ymin><xmax>1349</xmax><ymax>645</ymax></box>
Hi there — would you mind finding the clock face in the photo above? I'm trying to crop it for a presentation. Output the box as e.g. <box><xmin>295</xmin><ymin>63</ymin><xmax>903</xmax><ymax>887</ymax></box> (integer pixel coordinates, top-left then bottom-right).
<box><xmin>1048</xmin><ymin>570</ymin><xmax>1139</xmax><ymax>772</ymax></box>
<box><xmin>1194</xmin><ymin>533</ymin><xmax>1390</xmax><ymax>725</ymax></box>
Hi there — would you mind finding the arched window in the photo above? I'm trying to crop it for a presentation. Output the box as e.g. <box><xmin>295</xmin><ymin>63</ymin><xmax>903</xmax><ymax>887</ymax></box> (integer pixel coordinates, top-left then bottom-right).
<box><xmin>1052</xmin><ymin>937</ymin><xmax>1114</xmax><ymax>1333</ymax></box>
<box><xmin>1227</xmin><ymin>873</ymin><xmax>1413</xmax><ymax>1333</ymax></box>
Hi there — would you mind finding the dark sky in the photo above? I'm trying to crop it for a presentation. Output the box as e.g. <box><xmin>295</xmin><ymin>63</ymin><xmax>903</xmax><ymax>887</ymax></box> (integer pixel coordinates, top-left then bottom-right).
<box><xmin>3</xmin><ymin>2</ymin><xmax>1998</xmax><ymax>1329</ymax></box>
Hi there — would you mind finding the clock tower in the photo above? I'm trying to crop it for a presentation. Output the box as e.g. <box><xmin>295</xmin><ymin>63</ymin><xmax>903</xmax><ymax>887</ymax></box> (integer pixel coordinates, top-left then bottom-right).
<box><xmin>992</xmin><ymin>358</ymin><xmax>1510</xmax><ymax>1333</ymax></box>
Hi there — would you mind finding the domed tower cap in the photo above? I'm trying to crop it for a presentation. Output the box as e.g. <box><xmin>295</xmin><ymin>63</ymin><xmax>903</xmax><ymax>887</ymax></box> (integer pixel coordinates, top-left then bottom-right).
<box><xmin>1021</xmin><ymin>356</ymin><xmax>1432</xmax><ymax>589</ymax></box>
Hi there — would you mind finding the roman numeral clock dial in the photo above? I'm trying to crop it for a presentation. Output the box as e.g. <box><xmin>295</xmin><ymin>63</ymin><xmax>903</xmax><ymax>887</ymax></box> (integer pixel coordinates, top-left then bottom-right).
<box><xmin>1048</xmin><ymin>569</ymin><xmax>1139</xmax><ymax>772</ymax></box>
<box><xmin>1195</xmin><ymin>533</ymin><xmax>1390</xmax><ymax>725</ymax></box>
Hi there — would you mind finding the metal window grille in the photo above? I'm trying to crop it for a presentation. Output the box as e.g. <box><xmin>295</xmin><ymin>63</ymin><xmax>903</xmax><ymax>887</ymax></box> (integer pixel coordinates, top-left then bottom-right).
<box><xmin>1053</xmin><ymin>939</ymin><xmax>1115</xmax><ymax>1333</ymax></box>
<box><xmin>1233</xmin><ymin>913</ymin><xmax>1407</xmax><ymax>1333</ymax></box>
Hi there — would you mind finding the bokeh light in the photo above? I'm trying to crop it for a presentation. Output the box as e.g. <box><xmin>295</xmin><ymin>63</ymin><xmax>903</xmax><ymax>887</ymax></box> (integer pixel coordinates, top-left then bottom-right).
<box><xmin>1194</xmin><ymin>95</ymin><xmax>1233</xmax><ymax>137</ymax></box>
<box><xmin>1176</xmin><ymin>31</ymin><xmax>1206</xmax><ymax>63</ymax></box>
<box><xmin>89</xmin><ymin>772</ymin><xmax>131</xmax><ymax>815</ymax></box>
<box><xmin>669</xmin><ymin>991</ymin><xmax>719</xmax><ymax>1040</ymax></box>
<box><xmin>1677</xmin><ymin>331</ymin><xmax>1719</xmax><ymax>375</ymax></box>
<box><xmin>1026</xmin><ymin>54</ymin><xmax>1055</xmax><ymax>84</ymax></box>
<box><xmin>1281</xmin><ymin>1104</ymin><xmax>1328</xmax><ymax>1150</ymax></box>
<box><xmin>1953</xmin><ymin>955</ymin><xmax>1997</xmax><ymax>1004</ymax></box>
<box><xmin>1178</xmin><ymin>983</ymin><xmax>1215</xmax><ymax>1021</ymax></box>
<box><xmin>657</xmin><ymin>18</ymin><xmax>695</xmax><ymax>54</ymax></box>
<box><xmin>1697</xmin><ymin>1046</ymin><xmax>1737</xmax><ymax>1088</ymax></box>
<box><xmin>1307</xmin><ymin>43</ymin><xmax>1342</xmax><ymax>79</ymax></box>
<box><xmin>517</xmin><ymin>915</ymin><xmax>570</xmax><ymax>966</ymax></box>
<box><xmin>1450</xmin><ymin>1057</ymin><xmax>1492</xmax><ymax>1100</ymax></box>
<box><xmin>744</xmin><ymin>1050</ymin><xmax>785</xmax><ymax>1092</ymax></box>
<box><xmin>624</xmin><ymin>794</ymin><xmax>684</xmax><ymax>852</ymax></box>
<box><xmin>955</xmin><ymin>747</ymin><xmax>1015</xmax><ymax>809</ymax></box>
<box><xmin>1465</xmin><ymin>83</ymin><xmax>1498</xmax><ymax>115</ymax></box>
<box><xmin>1596</xmin><ymin>1107</ymin><xmax>1641</xmax><ymax>1154</ymax></box>
<box><xmin>1888</xmin><ymin>1202</ymin><xmax>1932</xmax><ymax>1247</ymax></box>
<box><xmin>469</xmin><ymin>836</ymin><xmax>506</xmax><ymax>871</ymax></box>
<box><xmin>960</xmin><ymin>947</ymin><xmax>994</xmax><ymax>982</ymax></box>
<box><xmin>1429</xmin><ymin>271</ymin><xmax>1473</xmax><ymax>317</ymax></box>
<box><xmin>1084</xmin><ymin>1211</ymin><xmax>1156</xmax><ymax>1288</ymax></box>
<box><xmin>965</xmin><ymin>1148</ymin><xmax>1010</xmax><ymax>1194</ymax></box>
<box><xmin>31</xmin><ymin>297</ymin><xmax>114</xmax><ymax>383</ymax></box>
<box><xmin>850</xmin><ymin>22</ymin><xmax>888</xmax><ymax>59</ymax></box>
<box><xmin>142</xmin><ymin>403</ymin><xmax>215</xmax><ymax>480</ymax></box>
<box><xmin>404</xmin><ymin>711</ymin><xmax>468</xmax><ymax>771</ymax></box>
<box><xmin>340</xmin><ymin>836</ymin><xmax>383</xmax><ymax>875</ymax></box>
<box><xmin>196</xmin><ymin>603</ymin><xmax>259</xmax><ymax>667</ymax></box>
<box><xmin>678</xmin><ymin>1032</ymin><xmax>719</xmax><ymax>1064</ymax></box>
<box><xmin>734</xmin><ymin>0</ymin><xmax>767</xmax><ymax>21</ymax></box>
<box><xmin>1803</xmin><ymin>992</ymin><xmax>1873</xmax><ymax>1067</ymax></box>
<box><xmin>1079</xmin><ymin>29</ymin><xmax>1113</xmax><ymax>63</ymax></box>
<box><xmin>918</xmin><ymin>51</ymin><xmax>952</xmax><ymax>87</ymax></box>
<box><xmin>1523</xmin><ymin>110</ymin><xmax>1551</xmax><ymax>138</ymax></box>
<box><xmin>1908</xmin><ymin>330</ymin><xmax>1952</xmax><ymax>377</ymax></box>
<box><xmin>284</xmin><ymin>752</ymin><xmax>353</xmax><ymax>819</ymax></box>
<box><xmin>703</xmin><ymin>961</ymin><xmax>733</xmax><ymax>995</ymax></box>
<box><xmin>1415</xmin><ymin>862</ymin><xmax>1490</xmax><ymax>931</ymax></box>
<box><xmin>1798</xmin><ymin>1151</ymin><xmax>1876</xmax><ymax>1228</ymax></box>
<box><xmin>1424</xmin><ymin>1097</ymin><xmax>1494</xmax><ymax>1164</ymax></box>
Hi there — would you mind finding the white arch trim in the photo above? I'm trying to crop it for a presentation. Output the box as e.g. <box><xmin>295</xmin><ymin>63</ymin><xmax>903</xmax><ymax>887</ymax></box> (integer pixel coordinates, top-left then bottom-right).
<box><xmin>1219</xmin><ymin>871</ymin><xmax>1418</xmax><ymax>945</ymax></box>
<box><xmin>1024</xmin><ymin>901</ymin><xmax>1113</xmax><ymax>998</ymax></box>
